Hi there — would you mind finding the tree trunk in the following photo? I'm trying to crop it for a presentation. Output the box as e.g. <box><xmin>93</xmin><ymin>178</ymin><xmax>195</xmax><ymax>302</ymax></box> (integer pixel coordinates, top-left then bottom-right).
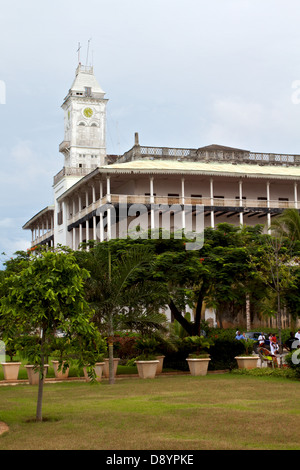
<box><xmin>194</xmin><ymin>289</ymin><xmax>205</xmax><ymax>335</ymax></box>
<box><xmin>108</xmin><ymin>341</ymin><xmax>115</xmax><ymax>385</ymax></box>
<box><xmin>36</xmin><ymin>330</ymin><xmax>45</xmax><ymax>422</ymax></box>
<box><xmin>246</xmin><ymin>293</ymin><xmax>251</xmax><ymax>332</ymax></box>
<box><xmin>277</xmin><ymin>289</ymin><xmax>283</xmax><ymax>368</ymax></box>
<box><xmin>169</xmin><ymin>300</ymin><xmax>194</xmax><ymax>336</ymax></box>
<box><xmin>108</xmin><ymin>312</ymin><xmax>115</xmax><ymax>385</ymax></box>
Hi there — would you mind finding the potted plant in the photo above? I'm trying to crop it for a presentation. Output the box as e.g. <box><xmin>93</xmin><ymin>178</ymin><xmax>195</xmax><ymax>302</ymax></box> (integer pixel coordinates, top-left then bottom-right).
<box><xmin>134</xmin><ymin>337</ymin><xmax>160</xmax><ymax>379</ymax></box>
<box><xmin>184</xmin><ymin>335</ymin><xmax>214</xmax><ymax>376</ymax></box>
<box><xmin>51</xmin><ymin>337</ymin><xmax>72</xmax><ymax>380</ymax></box>
<box><xmin>25</xmin><ymin>364</ymin><xmax>49</xmax><ymax>385</ymax></box>
<box><xmin>234</xmin><ymin>339</ymin><xmax>259</xmax><ymax>369</ymax></box>
<box><xmin>103</xmin><ymin>357</ymin><xmax>121</xmax><ymax>378</ymax></box>
<box><xmin>1</xmin><ymin>338</ymin><xmax>22</xmax><ymax>382</ymax></box>
<box><xmin>14</xmin><ymin>333</ymin><xmax>50</xmax><ymax>385</ymax></box>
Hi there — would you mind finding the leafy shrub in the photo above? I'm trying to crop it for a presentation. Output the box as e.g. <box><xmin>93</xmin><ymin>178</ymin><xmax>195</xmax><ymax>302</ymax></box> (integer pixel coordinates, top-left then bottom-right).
<box><xmin>231</xmin><ymin>367</ymin><xmax>298</xmax><ymax>379</ymax></box>
<box><xmin>207</xmin><ymin>330</ymin><xmax>244</xmax><ymax>370</ymax></box>
<box><xmin>285</xmin><ymin>350</ymin><xmax>300</xmax><ymax>378</ymax></box>
<box><xmin>111</xmin><ymin>333</ymin><xmax>141</xmax><ymax>360</ymax></box>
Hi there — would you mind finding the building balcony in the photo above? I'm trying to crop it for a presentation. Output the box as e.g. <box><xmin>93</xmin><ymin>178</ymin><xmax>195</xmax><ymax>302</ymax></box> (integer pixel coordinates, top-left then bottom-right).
<box><xmin>67</xmin><ymin>194</ymin><xmax>300</xmax><ymax>228</ymax></box>
<box><xmin>31</xmin><ymin>228</ymin><xmax>54</xmax><ymax>247</ymax></box>
<box><xmin>53</xmin><ymin>166</ymin><xmax>93</xmax><ymax>186</ymax></box>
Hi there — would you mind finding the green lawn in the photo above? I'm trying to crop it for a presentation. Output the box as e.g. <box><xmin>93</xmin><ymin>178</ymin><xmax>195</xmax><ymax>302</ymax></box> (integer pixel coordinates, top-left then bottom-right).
<box><xmin>0</xmin><ymin>374</ymin><xmax>299</xmax><ymax>450</ymax></box>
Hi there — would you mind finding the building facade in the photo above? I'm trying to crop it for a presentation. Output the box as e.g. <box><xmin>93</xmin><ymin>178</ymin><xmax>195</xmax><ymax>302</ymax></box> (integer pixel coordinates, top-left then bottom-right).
<box><xmin>22</xmin><ymin>65</ymin><xmax>300</xmax><ymax>328</ymax></box>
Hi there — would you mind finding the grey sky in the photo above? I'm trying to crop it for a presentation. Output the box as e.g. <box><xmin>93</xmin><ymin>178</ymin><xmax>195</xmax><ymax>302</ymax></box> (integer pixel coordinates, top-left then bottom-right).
<box><xmin>1</xmin><ymin>0</ymin><xmax>300</xmax><ymax>263</ymax></box>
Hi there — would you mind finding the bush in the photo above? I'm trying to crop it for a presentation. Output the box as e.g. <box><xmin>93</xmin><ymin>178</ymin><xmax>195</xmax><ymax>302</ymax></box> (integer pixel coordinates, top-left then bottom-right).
<box><xmin>111</xmin><ymin>333</ymin><xmax>141</xmax><ymax>361</ymax></box>
<box><xmin>285</xmin><ymin>350</ymin><xmax>300</xmax><ymax>378</ymax></box>
<box><xmin>207</xmin><ymin>329</ymin><xmax>244</xmax><ymax>370</ymax></box>
<box><xmin>230</xmin><ymin>367</ymin><xmax>298</xmax><ymax>379</ymax></box>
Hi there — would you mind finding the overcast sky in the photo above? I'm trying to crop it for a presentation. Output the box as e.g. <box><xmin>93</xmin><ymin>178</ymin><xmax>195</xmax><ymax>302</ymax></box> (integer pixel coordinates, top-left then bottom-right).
<box><xmin>1</xmin><ymin>0</ymin><xmax>300</xmax><ymax>263</ymax></box>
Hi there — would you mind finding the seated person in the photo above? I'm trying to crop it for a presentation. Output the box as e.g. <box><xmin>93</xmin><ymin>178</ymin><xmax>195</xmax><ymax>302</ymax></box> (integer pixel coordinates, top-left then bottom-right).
<box><xmin>235</xmin><ymin>331</ymin><xmax>244</xmax><ymax>340</ymax></box>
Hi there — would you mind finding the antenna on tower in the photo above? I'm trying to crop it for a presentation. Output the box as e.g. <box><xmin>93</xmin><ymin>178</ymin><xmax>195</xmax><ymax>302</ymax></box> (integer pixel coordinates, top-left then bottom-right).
<box><xmin>86</xmin><ymin>38</ymin><xmax>92</xmax><ymax>66</ymax></box>
<box><xmin>77</xmin><ymin>42</ymin><xmax>82</xmax><ymax>64</ymax></box>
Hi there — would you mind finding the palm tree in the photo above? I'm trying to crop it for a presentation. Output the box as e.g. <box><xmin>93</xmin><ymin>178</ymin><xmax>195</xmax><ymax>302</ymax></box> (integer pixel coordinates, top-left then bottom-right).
<box><xmin>271</xmin><ymin>208</ymin><xmax>300</xmax><ymax>242</ymax></box>
<box><xmin>75</xmin><ymin>242</ymin><xmax>168</xmax><ymax>384</ymax></box>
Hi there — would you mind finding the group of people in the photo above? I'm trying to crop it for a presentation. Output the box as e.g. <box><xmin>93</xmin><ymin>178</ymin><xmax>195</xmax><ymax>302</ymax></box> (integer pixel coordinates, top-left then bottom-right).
<box><xmin>235</xmin><ymin>329</ymin><xmax>300</xmax><ymax>354</ymax></box>
<box><xmin>258</xmin><ymin>332</ymin><xmax>279</xmax><ymax>355</ymax></box>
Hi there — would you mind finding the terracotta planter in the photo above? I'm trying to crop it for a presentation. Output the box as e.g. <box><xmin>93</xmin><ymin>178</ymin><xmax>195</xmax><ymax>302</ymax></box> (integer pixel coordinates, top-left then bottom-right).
<box><xmin>52</xmin><ymin>360</ymin><xmax>70</xmax><ymax>379</ymax></box>
<box><xmin>155</xmin><ymin>355</ymin><xmax>165</xmax><ymax>374</ymax></box>
<box><xmin>1</xmin><ymin>362</ymin><xmax>21</xmax><ymax>381</ymax></box>
<box><xmin>103</xmin><ymin>358</ymin><xmax>120</xmax><ymax>378</ymax></box>
<box><xmin>83</xmin><ymin>362</ymin><xmax>105</xmax><ymax>382</ymax></box>
<box><xmin>25</xmin><ymin>365</ymin><xmax>49</xmax><ymax>385</ymax></box>
<box><xmin>186</xmin><ymin>358</ymin><xmax>211</xmax><ymax>376</ymax></box>
<box><xmin>135</xmin><ymin>360</ymin><xmax>159</xmax><ymax>379</ymax></box>
<box><xmin>235</xmin><ymin>356</ymin><xmax>259</xmax><ymax>370</ymax></box>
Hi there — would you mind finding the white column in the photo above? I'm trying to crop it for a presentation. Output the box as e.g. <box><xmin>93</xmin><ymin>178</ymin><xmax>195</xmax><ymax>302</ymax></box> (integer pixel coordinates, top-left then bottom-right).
<box><xmin>294</xmin><ymin>182</ymin><xmax>298</xmax><ymax>209</ymax></box>
<box><xmin>72</xmin><ymin>228</ymin><xmax>76</xmax><ymax>250</ymax></box>
<box><xmin>93</xmin><ymin>215</ymin><xmax>97</xmax><ymax>241</ymax></box>
<box><xmin>266</xmin><ymin>181</ymin><xmax>271</xmax><ymax>232</ymax></box>
<box><xmin>239</xmin><ymin>180</ymin><xmax>244</xmax><ymax>226</ymax></box>
<box><xmin>210</xmin><ymin>178</ymin><xmax>214</xmax><ymax>228</ymax></box>
<box><xmin>107</xmin><ymin>208</ymin><xmax>111</xmax><ymax>240</ymax></box>
<box><xmin>107</xmin><ymin>176</ymin><xmax>111</xmax><ymax>203</ymax></box>
<box><xmin>78</xmin><ymin>194</ymin><xmax>82</xmax><ymax>213</ymax></box>
<box><xmin>86</xmin><ymin>220</ymin><xmax>89</xmax><ymax>250</ymax></box>
<box><xmin>150</xmin><ymin>176</ymin><xmax>154</xmax><ymax>203</ymax></box>
<box><xmin>86</xmin><ymin>189</ymin><xmax>89</xmax><ymax>209</ymax></box>
<box><xmin>181</xmin><ymin>177</ymin><xmax>185</xmax><ymax>231</ymax></box>
<box><xmin>100</xmin><ymin>212</ymin><xmax>104</xmax><ymax>242</ymax></box>
<box><xmin>150</xmin><ymin>176</ymin><xmax>155</xmax><ymax>229</ymax></box>
<box><xmin>92</xmin><ymin>185</ymin><xmax>96</xmax><ymax>204</ymax></box>
<box><xmin>79</xmin><ymin>223</ymin><xmax>83</xmax><ymax>247</ymax></box>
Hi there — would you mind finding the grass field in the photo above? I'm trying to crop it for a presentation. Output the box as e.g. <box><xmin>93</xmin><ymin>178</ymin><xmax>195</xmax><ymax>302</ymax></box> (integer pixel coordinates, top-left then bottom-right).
<box><xmin>0</xmin><ymin>374</ymin><xmax>299</xmax><ymax>450</ymax></box>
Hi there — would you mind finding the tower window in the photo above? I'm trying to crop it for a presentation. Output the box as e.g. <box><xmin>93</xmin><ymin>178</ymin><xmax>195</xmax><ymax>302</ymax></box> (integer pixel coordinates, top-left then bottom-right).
<box><xmin>85</xmin><ymin>87</ymin><xmax>92</xmax><ymax>97</ymax></box>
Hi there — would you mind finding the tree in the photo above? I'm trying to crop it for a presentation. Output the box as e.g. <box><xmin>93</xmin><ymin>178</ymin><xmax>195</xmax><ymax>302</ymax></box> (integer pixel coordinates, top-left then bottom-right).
<box><xmin>152</xmin><ymin>224</ymin><xmax>267</xmax><ymax>333</ymax></box>
<box><xmin>250</xmin><ymin>234</ymin><xmax>298</xmax><ymax>364</ymax></box>
<box><xmin>75</xmin><ymin>241</ymin><xmax>168</xmax><ymax>384</ymax></box>
<box><xmin>0</xmin><ymin>248</ymin><xmax>100</xmax><ymax>421</ymax></box>
<box><xmin>271</xmin><ymin>208</ymin><xmax>300</xmax><ymax>242</ymax></box>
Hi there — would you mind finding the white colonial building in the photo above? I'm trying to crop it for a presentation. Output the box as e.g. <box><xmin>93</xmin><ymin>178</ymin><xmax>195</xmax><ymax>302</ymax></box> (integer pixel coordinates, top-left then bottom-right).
<box><xmin>23</xmin><ymin>64</ymin><xmax>300</xmax><ymax>252</ymax></box>
<box><xmin>22</xmin><ymin>64</ymin><xmax>300</xmax><ymax>328</ymax></box>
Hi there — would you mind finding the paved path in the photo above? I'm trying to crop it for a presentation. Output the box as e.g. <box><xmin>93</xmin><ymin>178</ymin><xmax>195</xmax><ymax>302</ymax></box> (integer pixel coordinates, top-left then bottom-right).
<box><xmin>0</xmin><ymin>422</ymin><xmax>9</xmax><ymax>435</ymax></box>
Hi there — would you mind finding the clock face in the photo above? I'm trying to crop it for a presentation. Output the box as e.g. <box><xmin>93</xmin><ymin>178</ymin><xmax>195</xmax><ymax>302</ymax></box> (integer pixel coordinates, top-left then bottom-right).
<box><xmin>83</xmin><ymin>107</ymin><xmax>93</xmax><ymax>118</ymax></box>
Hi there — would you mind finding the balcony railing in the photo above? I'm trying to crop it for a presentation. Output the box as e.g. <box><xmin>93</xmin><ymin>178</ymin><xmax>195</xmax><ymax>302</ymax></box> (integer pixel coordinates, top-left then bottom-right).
<box><xmin>31</xmin><ymin>228</ymin><xmax>54</xmax><ymax>247</ymax></box>
<box><xmin>120</xmin><ymin>145</ymin><xmax>300</xmax><ymax>166</ymax></box>
<box><xmin>67</xmin><ymin>194</ymin><xmax>299</xmax><ymax>227</ymax></box>
<box><xmin>53</xmin><ymin>167</ymin><xmax>93</xmax><ymax>186</ymax></box>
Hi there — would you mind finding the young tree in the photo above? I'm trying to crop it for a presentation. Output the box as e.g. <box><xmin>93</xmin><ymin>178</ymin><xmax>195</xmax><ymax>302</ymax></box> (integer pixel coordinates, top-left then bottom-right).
<box><xmin>250</xmin><ymin>234</ymin><xmax>298</xmax><ymax>364</ymax></box>
<box><xmin>0</xmin><ymin>248</ymin><xmax>100</xmax><ymax>421</ymax></box>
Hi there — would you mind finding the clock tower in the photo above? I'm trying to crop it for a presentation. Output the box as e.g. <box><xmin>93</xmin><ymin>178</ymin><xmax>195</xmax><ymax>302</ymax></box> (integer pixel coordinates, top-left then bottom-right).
<box><xmin>60</xmin><ymin>64</ymin><xmax>108</xmax><ymax>169</ymax></box>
